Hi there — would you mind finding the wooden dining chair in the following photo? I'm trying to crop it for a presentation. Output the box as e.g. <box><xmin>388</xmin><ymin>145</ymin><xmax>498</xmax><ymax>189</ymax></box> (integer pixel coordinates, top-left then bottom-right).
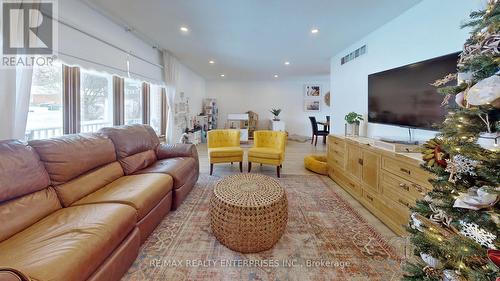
<box><xmin>325</xmin><ymin>116</ymin><xmax>330</xmax><ymax>133</ymax></box>
<box><xmin>309</xmin><ymin>116</ymin><xmax>328</xmax><ymax>146</ymax></box>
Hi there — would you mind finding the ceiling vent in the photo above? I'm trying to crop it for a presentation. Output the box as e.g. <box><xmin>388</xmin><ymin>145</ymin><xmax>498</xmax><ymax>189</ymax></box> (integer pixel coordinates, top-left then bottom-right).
<box><xmin>341</xmin><ymin>45</ymin><xmax>366</xmax><ymax>65</ymax></box>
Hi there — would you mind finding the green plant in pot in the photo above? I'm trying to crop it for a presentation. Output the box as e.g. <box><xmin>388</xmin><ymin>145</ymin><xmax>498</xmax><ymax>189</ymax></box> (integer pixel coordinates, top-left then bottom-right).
<box><xmin>270</xmin><ymin>108</ymin><xmax>282</xmax><ymax>121</ymax></box>
<box><xmin>344</xmin><ymin>112</ymin><xmax>363</xmax><ymax>136</ymax></box>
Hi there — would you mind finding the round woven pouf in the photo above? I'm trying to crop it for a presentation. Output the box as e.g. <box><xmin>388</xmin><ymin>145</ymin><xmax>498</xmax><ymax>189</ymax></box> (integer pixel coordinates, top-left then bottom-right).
<box><xmin>210</xmin><ymin>174</ymin><xmax>288</xmax><ymax>253</ymax></box>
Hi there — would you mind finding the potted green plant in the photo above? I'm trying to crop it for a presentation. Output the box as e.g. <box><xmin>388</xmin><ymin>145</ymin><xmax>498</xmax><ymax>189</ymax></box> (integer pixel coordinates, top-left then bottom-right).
<box><xmin>270</xmin><ymin>108</ymin><xmax>282</xmax><ymax>121</ymax></box>
<box><xmin>344</xmin><ymin>112</ymin><xmax>364</xmax><ymax>136</ymax></box>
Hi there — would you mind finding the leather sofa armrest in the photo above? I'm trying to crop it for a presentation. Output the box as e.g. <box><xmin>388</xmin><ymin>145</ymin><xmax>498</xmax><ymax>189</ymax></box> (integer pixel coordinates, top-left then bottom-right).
<box><xmin>156</xmin><ymin>143</ymin><xmax>198</xmax><ymax>161</ymax></box>
<box><xmin>0</xmin><ymin>268</ymin><xmax>31</xmax><ymax>281</ymax></box>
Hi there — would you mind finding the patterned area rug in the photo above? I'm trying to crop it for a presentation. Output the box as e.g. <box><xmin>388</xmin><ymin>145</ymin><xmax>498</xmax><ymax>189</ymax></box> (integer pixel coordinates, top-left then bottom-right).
<box><xmin>122</xmin><ymin>174</ymin><xmax>402</xmax><ymax>281</ymax></box>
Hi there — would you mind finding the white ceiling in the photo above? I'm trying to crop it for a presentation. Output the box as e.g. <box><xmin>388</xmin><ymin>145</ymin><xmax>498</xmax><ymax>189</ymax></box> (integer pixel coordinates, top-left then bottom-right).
<box><xmin>86</xmin><ymin>0</ymin><xmax>422</xmax><ymax>80</ymax></box>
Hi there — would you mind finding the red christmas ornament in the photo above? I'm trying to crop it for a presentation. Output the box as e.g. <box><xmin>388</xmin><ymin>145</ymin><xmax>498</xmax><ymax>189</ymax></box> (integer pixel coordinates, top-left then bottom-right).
<box><xmin>488</xmin><ymin>249</ymin><xmax>500</xmax><ymax>268</ymax></box>
<box><xmin>434</xmin><ymin>145</ymin><xmax>448</xmax><ymax>168</ymax></box>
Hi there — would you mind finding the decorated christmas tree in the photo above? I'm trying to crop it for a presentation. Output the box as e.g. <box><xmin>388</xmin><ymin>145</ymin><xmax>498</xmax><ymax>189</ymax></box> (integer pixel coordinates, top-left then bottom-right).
<box><xmin>403</xmin><ymin>1</ymin><xmax>500</xmax><ymax>280</ymax></box>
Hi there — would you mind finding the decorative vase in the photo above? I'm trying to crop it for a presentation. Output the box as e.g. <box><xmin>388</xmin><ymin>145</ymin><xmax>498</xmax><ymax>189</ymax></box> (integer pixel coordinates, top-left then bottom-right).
<box><xmin>347</xmin><ymin>122</ymin><xmax>360</xmax><ymax>136</ymax></box>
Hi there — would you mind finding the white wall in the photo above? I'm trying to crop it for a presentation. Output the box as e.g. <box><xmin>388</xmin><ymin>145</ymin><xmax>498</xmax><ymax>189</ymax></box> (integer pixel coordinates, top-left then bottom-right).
<box><xmin>206</xmin><ymin>76</ymin><xmax>330</xmax><ymax>137</ymax></box>
<box><xmin>171</xmin><ymin>63</ymin><xmax>207</xmax><ymax>142</ymax></box>
<box><xmin>330</xmin><ymin>0</ymin><xmax>483</xmax><ymax>141</ymax></box>
<box><xmin>58</xmin><ymin>0</ymin><xmax>163</xmax><ymax>83</ymax></box>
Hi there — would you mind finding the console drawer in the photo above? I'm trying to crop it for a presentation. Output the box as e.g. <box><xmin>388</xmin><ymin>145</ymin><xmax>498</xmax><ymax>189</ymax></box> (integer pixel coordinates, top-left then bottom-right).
<box><xmin>332</xmin><ymin>166</ymin><xmax>361</xmax><ymax>197</ymax></box>
<box><xmin>378</xmin><ymin>197</ymin><xmax>410</xmax><ymax>231</ymax></box>
<box><xmin>382</xmin><ymin>156</ymin><xmax>431</xmax><ymax>187</ymax></box>
<box><xmin>329</xmin><ymin>143</ymin><xmax>345</xmax><ymax>156</ymax></box>
<box><xmin>329</xmin><ymin>136</ymin><xmax>345</xmax><ymax>147</ymax></box>
<box><xmin>363</xmin><ymin>189</ymin><xmax>410</xmax><ymax>233</ymax></box>
<box><xmin>361</xmin><ymin>188</ymin><xmax>377</xmax><ymax>208</ymax></box>
<box><xmin>327</xmin><ymin>154</ymin><xmax>344</xmax><ymax>169</ymax></box>
<box><xmin>381</xmin><ymin>171</ymin><xmax>426</xmax><ymax>204</ymax></box>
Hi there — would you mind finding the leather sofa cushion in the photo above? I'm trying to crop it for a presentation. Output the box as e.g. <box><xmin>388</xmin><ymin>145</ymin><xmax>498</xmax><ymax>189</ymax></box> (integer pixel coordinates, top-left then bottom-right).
<box><xmin>156</xmin><ymin>143</ymin><xmax>198</xmax><ymax>161</ymax></box>
<box><xmin>248</xmin><ymin>147</ymin><xmax>282</xmax><ymax>159</ymax></box>
<box><xmin>99</xmin><ymin>125</ymin><xmax>159</xmax><ymax>159</ymax></box>
<box><xmin>0</xmin><ymin>203</ymin><xmax>136</xmax><ymax>281</ymax></box>
<box><xmin>72</xmin><ymin>174</ymin><xmax>173</xmax><ymax>220</ymax></box>
<box><xmin>0</xmin><ymin>187</ymin><xmax>61</xmax><ymax>243</ymax></box>
<box><xmin>29</xmin><ymin>134</ymin><xmax>117</xmax><ymax>186</ymax></box>
<box><xmin>0</xmin><ymin>140</ymin><xmax>50</xmax><ymax>203</ymax></box>
<box><xmin>208</xmin><ymin>147</ymin><xmax>244</xmax><ymax>158</ymax></box>
<box><xmin>0</xmin><ymin>268</ymin><xmax>30</xmax><ymax>281</ymax></box>
<box><xmin>119</xmin><ymin>150</ymin><xmax>157</xmax><ymax>175</ymax></box>
<box><xmin>54</xmin><ymin>162</ymin><xmax>124</xmax><ymax>207</ymax></box>
<box><xmin>135</xmin><ymin>157</ymin><xmax>197</xmax><ymax>189</ymax></box>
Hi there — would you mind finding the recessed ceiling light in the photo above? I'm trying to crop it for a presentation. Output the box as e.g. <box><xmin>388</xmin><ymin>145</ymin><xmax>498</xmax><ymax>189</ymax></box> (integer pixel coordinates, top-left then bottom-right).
<box><xmin>284</xmin><ymin>61</ymin><xmax>290</xmax><ymax>65</ymax></box>
<box><xmin>311</xmin><ymin>28</ymin><xmax>319</xmax><ymax>34</ymax></box>
<box><xmin>220</xmin><ymin>74</ymin><xmax>225</xmax><ymax>77</ymax></box>
<box><xmin>180</xmin><ymin>26</ymin><xmax>189</xmax><ymax>33</ymax></box>
<box><xmin>209</xmin><ymin>60</ymin><xmax>215</xmax><ymax>64</ymax></box>
<box><xmin>274</xmin><ymin>74</ymin><xmax>279</xmax><ymax>78</ymax></box>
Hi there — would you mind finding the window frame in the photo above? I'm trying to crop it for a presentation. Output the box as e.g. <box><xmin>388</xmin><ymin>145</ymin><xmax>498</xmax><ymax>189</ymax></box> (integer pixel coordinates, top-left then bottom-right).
<box><xmin>79</xmin><ymin>69</ymin><xmax>115</xmax><ymax>133</ymax></box>
<box><xmin>26</xmin><ymin>62</ymin><xmax>65</xmax><ymax>140</ymax></box>
<box><xmin>123</xmin><ymin>78</ymin><xmax>145</xmax><ymax>126</ymax></box>
<box><xmin>27</xmin><ymin>62</ymin><xmax>167</xmax><ymax>140</ymax></box>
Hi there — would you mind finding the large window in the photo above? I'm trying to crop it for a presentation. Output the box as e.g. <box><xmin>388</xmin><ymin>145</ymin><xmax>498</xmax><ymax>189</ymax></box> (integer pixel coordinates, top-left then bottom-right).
<box><xmin>150</xmin><ymin>85</ymin><xmax>163</xmax><ymax>135</ymax></box>
<box><xmin>26</xmin><ymin>62</ymin><xmax>63</xmax><ymax>140</ymax></box>
<box><xmin>124</xmin><ymin>79</ymin><xmax>143</xmax><ymax>125</ymax></box>
<box><xmin>24</xmin><ymin>63</ymin><xmax>166</xmax><ymax>140</ymax></box>
<box><xmin>80</xmin><ymin>70</ymin><xmax>113</xmax><ymax>132</ymax></box>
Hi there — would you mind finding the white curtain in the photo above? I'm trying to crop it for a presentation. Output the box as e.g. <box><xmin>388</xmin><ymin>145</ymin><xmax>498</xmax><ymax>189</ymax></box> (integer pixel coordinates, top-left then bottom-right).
<box><xmin>162</xmin><ymin>50</ymin><xmax>179</xmax><ymax>143</ymax></box>
<box><xmin>0</xmin><ymin>2</ymin><xmax>37</xmax><ymax>140</ymax></box>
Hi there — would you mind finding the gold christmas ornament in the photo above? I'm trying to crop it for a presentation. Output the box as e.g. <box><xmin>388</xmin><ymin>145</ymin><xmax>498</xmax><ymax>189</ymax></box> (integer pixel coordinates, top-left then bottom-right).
<box><xmin>422</xmin><ymin>139</ymin><xmax>448</xmax><ymax>168</ymax></box>
<box><xmin>432</xmin><ymin>73</ymin><xmax>457</xmax><ymax>87</ymax></box>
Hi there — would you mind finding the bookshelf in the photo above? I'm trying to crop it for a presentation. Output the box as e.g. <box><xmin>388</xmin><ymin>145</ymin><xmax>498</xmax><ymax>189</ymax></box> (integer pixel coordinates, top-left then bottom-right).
<box><xmin>203</xmin><ymin>98</ymin><xmax>218</xmax><ymax>131</ymax></box>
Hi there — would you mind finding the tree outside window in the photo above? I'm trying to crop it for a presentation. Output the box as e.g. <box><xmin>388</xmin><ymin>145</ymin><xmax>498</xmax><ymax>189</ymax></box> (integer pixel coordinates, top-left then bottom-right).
<box><xmin>26</xmin><ymin>62</ymin><xmax>63</xmax><ymax>140</ymax></box>
<box><xmin>124</xmin><ymin>79</ymin><xmax>143</xmax><ymax>125</ymax></box>
<box><xmin>80</xmin><ymin>70</ymin><xmax>113</xmax><ymax>132</ymax></box>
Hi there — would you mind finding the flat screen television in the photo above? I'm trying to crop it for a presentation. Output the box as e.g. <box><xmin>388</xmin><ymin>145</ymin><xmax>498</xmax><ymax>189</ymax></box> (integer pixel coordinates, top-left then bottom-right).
<box><xmin>368</xmin><ymin>52</ymin><xmax>460</xmax><ymax>130</ymax></box>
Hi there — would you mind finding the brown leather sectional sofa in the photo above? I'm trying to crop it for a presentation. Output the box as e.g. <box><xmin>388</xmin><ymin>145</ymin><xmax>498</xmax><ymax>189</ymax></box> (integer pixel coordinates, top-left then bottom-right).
<box><xmin>0</xmin><ymin>125</ymin><xmax>199</xmax><ymax>281</ymax></box>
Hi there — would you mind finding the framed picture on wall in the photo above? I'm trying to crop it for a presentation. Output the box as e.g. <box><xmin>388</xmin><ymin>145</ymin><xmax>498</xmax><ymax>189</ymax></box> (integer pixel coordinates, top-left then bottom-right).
<box><xmin>304</xmin><ymin>99</ymin><xmax>321</xmax><ymax>112</ymax></box>
<box><xmin>304</xmin><ymin>84</ymin><xmax>321</xmax><ymax>98</ymax></box>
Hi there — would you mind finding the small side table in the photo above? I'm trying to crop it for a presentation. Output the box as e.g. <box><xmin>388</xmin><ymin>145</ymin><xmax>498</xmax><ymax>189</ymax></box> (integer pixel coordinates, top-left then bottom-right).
<box><xmin>269</xmin><ymin>120</ymin><xmax>286</xmax><ymax>131</ymax></box>
<box><xmin>210</xmin><ymin>174</ymin><xmax>288</xmax><ymax>253</ymax></box>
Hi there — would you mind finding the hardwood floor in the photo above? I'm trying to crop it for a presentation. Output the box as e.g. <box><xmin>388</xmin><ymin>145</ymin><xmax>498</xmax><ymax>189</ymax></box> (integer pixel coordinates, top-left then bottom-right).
<box><xmin>196</xmin><ymin>140</ymin><xmax>405</xmax><ymax>255</ymax></box>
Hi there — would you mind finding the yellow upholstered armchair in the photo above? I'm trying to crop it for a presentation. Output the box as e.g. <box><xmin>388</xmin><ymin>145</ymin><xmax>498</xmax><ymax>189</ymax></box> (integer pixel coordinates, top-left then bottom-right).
<box><xmin>207</xmin><ymin>129</ymin><xmax>243</xmax><ymax>175</ymax></box>
<box><xmin>248</xmin><ymin>130</ymin><xmax>287</xmax><ymax>177</ymax></box>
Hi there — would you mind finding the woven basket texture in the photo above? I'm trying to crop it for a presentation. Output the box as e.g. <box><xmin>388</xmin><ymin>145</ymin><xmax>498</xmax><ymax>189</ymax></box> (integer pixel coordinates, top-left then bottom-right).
<box><xmin>210</xmin><ymin>174</ymin><xmax>288</xmax><ymax>253</ymax></box>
